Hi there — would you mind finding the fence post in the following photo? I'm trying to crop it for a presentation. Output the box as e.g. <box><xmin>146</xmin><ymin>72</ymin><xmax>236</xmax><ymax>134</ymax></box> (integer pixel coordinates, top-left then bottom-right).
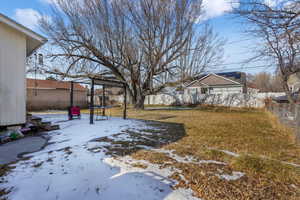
<box><xmin>267</xmin><ymin>103</ymin><xmax>271</xmax><ymax>112</ymax></box>
<box><xmin>288</xmin><ymin>103</ymin><xmax>291</xmax><ymax>117</ymax></box>
<box><xmin>275</xmin><ymin>103</ymin><xmax>279</xmax><ymax>117</ymax></box>
<box><xmin>280</xmin><ymin>104</ymin><xmax>285</xmax><ymax>119</ymax></box>
<box><xmin>296</xmin><ymin>104</ymin><xmax>300</xmax><ymax>142</ymax></box>
<box><xmin>270</xmin><ymin>103</ymin><xmax>274</xmax><ymax>113</ymax></box>
<box><xmin>283</xmin><ymin>103</ymin><xmax>288</xmax><ymax>118</ymax></box>
<box><xmin>294</xmin><ymin>104</ymin><xmax>298</xmax><ymax>120</ymax></box>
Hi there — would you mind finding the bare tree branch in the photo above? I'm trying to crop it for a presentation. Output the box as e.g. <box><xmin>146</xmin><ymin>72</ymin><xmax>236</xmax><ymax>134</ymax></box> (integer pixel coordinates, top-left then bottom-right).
<box><xmin>235</xmin><ymin>0</ymin><xmax>300</xmax><ymax>103</ymax></box>
<box><xmin>37</xmin><ymin>0</ymin><xmax>224</xmax><ymax>109</ymax></box>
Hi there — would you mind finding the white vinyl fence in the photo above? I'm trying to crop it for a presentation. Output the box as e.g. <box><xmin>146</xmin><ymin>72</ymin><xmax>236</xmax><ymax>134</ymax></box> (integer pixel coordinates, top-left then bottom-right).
<box><xmin>143</xmin><ymin>92</ymin><xmax>285</xmax><ymax>108</ymax></box>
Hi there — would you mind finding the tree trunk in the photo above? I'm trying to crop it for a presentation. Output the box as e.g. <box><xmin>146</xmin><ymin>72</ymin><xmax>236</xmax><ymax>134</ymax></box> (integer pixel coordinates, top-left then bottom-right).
<box><xmin>133</xmin><ymin>95</ymin><xmax>145</xmax><ymax>110</ymax></box>
<box><xmin>282</xmin><ymin>79</ymin><xmax>296</xmax><ymax>105</ymax></box>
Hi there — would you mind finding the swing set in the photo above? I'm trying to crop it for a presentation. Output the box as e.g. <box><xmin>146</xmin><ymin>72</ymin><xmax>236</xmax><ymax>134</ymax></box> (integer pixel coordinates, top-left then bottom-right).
<box><xmin>68</xmin><ymin>77</ymin><xmax>127</xmax><ymax>124</ymax></box>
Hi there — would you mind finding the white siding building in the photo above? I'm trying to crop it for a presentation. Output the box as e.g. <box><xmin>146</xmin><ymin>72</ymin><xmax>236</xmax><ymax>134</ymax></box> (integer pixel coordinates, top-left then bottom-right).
<box><xmin>287</xmin><ymin>72</ymin><xmax>300</xmax><ymax>93</ymax></box>
<box><xmin>0</xmin><ymin>13</ymin><xmax>46</xmax><ymax>127</ymax></box>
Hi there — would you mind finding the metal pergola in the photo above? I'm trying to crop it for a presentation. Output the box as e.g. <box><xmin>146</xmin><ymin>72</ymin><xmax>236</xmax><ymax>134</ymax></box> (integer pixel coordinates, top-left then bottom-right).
<box><xmin>69</xmin><ymin>77</ymin><xmax>127</xmax><ymax>124</ymax></box>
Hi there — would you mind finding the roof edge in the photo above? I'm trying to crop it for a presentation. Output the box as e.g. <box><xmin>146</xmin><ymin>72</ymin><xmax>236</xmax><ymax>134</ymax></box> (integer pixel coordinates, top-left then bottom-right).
<box><xmin>0</xmin><ymin>13</ymin><xmax>47</xmax><ymax>43</ymax></box>
<box><xmin>209</xmin><ymin>73</ymin><xmax>243</xmax><ymax>85</ymax></box>
<box><xmin>185</xmin><ymin>73</ymin><xmax>243</xmax><ymax>87</ymax></box>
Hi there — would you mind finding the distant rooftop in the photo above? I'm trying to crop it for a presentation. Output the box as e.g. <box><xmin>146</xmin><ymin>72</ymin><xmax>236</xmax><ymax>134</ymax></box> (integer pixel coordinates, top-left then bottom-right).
<box><xmin>194</xmin><ymin>71</ymin><xmax>246</xmax><ymax>84</ymax></box>
<box><xmin>27</xmin><ymin>78</ymin><xmax>87</xmax><ymax>91</ymax></box>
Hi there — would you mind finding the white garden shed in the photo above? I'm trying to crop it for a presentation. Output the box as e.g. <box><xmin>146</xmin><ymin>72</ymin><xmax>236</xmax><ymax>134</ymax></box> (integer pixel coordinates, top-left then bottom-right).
<box><xmin>0</xmin><ymin>13</ymin><xmax>47</xmax><ymax>127</ymax></box>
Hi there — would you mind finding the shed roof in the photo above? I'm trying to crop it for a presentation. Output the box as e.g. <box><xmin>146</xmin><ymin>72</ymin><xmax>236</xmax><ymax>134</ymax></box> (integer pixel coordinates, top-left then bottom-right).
<box><xmin>0</xmin><ymin>13</ymin><xmax>47</xmax><ymax>56</ymax></box>
<box><xmin>27</xmin><ymin>79</ymin><xmax>87</xmax><ymax>91</ymax></box>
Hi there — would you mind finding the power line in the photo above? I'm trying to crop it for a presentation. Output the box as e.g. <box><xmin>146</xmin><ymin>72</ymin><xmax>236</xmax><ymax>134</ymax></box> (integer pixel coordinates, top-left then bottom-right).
<box><xmin>205</xmin><ymin>61</ymin><xmax>263</xmax><ymax>67</ymax></box>
<box><xmin>205</xmin><ymin>64</ymin><xmax>275</xmax><ymax>73</ymax></box>
<box><xmin>205</xmin><ymin>60</ymin><xmax>273</xmax><ymax>68</ymax></box>
<box><xmin>226</xmin><ymin>38</ymin><xmax>254</xmax><ymax>45</ymax></box>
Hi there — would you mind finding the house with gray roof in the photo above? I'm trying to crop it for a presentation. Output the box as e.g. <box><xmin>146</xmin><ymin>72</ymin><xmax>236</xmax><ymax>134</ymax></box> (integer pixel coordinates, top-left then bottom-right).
<box><xmin>184</xmin><ymin>72</ymin><xmax>247</xmax><ymax>95</ymax></box>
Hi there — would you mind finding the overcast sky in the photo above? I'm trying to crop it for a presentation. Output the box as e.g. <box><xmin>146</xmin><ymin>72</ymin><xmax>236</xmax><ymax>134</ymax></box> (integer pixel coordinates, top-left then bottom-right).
<box><xmin>1</xmin><ymin>0</ymin><xmax>276</xmax><ymax>74</ymax></box>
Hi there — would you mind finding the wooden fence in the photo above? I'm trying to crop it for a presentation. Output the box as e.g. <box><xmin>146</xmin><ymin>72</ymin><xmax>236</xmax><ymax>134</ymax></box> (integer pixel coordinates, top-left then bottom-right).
<box><xmin>266</xmin><ymin>103</ymin><xmax>300</xmax><ymax>142</ymax></box>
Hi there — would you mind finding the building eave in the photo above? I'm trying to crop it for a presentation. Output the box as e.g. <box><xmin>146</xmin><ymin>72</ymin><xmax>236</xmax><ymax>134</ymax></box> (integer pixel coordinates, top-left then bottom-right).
<box><xmin>0</xmin><ymin>13</ymin><xmax>47</xmax><ymax>56</ymax></box>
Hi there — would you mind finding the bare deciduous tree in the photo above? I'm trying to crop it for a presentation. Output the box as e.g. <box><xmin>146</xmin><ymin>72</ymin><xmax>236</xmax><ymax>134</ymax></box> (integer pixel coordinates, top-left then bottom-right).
<box><xmin>248</xmin><ymin>72</ymin><xmax>284</xmax><ymax>92</ymax></box>
<box><xmin>235</xmin><ymin>0</ymin><xmax>300</xmax><ymax>103</ymax></box>
<box><xmin>39</xmin><ymin>0</ymin><xmax>224</xmax><ymax>109</ymax></box>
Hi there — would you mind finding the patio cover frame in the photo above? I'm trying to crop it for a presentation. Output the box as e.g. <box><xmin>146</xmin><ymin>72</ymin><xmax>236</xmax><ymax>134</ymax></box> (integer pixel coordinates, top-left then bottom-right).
<box><xmin>69</xmin><ymin>77</ymin><xmax>127</xmax><ymax>124</ymax></box>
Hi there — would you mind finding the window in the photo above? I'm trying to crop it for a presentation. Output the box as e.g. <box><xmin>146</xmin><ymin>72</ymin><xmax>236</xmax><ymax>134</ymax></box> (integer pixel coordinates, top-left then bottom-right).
<box><xmin>201</xmin><ymin>88</ymin><xmax>208</xmax><ymax>94</ymax></box>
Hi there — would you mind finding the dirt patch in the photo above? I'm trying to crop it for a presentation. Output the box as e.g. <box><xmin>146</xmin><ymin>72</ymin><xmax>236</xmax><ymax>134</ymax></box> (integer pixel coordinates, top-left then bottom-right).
<box><xmin>90</xmin><ymin>120</ymin><xmax>186</xmax><ymax>156</ymax></box>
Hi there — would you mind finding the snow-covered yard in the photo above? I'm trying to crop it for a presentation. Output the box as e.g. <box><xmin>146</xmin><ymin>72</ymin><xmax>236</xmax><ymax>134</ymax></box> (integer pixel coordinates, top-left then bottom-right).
<box><xmin>1</xmin><ymin>114</ymin><xmax>199</xmax><ymax>200</ymax></box>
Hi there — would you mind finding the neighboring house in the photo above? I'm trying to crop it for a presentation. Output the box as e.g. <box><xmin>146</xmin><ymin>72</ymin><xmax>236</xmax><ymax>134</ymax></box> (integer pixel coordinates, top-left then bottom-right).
<box><xmin>272</xmin><ymin>72</ymin><xmax>300</xmax><ymax>103</ymax></box>
<box><xmin>27</xmin><ymin>79</ymin><xmax>88</xmax><ymax>110</ymax></box>
<box><xmin>247</xmin><ymin>83</ymin><xmax>260</xmax><ymax>94</ymax></box>
<box><xmin>287</xmin><ymin>72</ymin><xmax>300</xmax><ymax>92</ymax></box>
<box><xmin>0</xmin><ymin>13</ymin><xmax>47</xmax><ymax>127</ymax></box>
<box><xmin>184</xmin><ymin>72</ymin><xmax>247</xmax><ymax>95</ymax></box>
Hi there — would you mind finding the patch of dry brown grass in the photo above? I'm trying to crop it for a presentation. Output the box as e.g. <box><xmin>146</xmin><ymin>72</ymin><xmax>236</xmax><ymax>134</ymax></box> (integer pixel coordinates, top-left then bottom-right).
<box><xmin>131</xmin><ymin>163</ymin><xmax>148</xmax><ymax>169</ymax></box>
<box><xmin>0</xmin><ymin>189</ymin><xmax>9</xmax><ymax>200</ymax></box>
<box><xmin>231</xmin><ymin>154</ymin><xmax>300</xmax><ymax>184</ymax></box>
<box><xmin>0</xmin><ymin>164</ymin><xmax>15</xmax><ymax>178</ymax></box>
<box><xmin>105</xmin><ymin>106</ymin><xmax>300</xmax><ymax>164</ymax></box>
<box><xmin>132</xmin><ymin>150</ymin><xmax>175</xmax><ymax>165</ymax></box>
<box><xmin>171</xmin><ymin>162</ymin><xmax>299</xmax><ymax>200</ymax></box>
<box><xmin>0</xmin><ymin>164</ymin><xmax>15</xmax><ymax>200</ymax></box>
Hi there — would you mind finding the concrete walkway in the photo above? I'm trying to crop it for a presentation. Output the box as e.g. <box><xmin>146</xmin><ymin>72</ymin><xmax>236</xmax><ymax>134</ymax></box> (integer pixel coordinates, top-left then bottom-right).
<box><xmin>0</xmin><ymin>136</ymin><xmax>47</xmax><ymax>165</ymax></box>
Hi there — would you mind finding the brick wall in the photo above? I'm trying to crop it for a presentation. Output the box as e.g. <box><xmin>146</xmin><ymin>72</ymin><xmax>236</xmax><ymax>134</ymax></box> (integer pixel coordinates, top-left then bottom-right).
<box><xmin>27</xmin><ymin>88</ymin><xmax>88</xmax><ymax>111</ymax></box>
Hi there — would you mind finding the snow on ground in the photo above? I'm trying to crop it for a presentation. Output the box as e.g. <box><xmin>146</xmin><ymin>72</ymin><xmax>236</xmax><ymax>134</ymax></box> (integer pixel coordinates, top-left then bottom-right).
<box><xmin>1</xmin><ymin>114</ymin><xmax>201</xmax><ymax>200</ymax></box>
<box><xmin>104</xmin><ymin>156</ymin><xmax>199</xmax><ymax>200</ymax></box>
<box><xmin>217</xmin><ymin>172</ymin><xmax>245</xmax><ymax>181</ymax></box>
<box><xmin>152</xmin><ymin>148</ymin><xmax>227</xmax><ymax>165</ymax></box>
<box><xmin>150</xmin><ymin>148</ymin><xmax>244</xmax><ymax>181</ymax></box>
